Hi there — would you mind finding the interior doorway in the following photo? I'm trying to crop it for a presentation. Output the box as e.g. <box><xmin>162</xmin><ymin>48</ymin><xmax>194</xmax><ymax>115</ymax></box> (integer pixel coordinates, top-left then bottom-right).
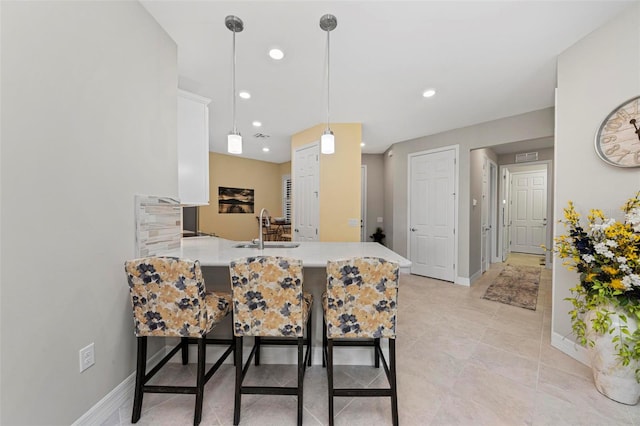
<box><xmin>481</xmin><ymin>157</ymin><xmax>498</xmax><ymax>273</ymax></box>
<box><xmin>293</xmin><ymin>142</ymin><xmax>320</xmax><ymax>242</ymax></box>
<box><xmin>498</xmin><ymin>161</ymin><xmax>551</xmax><ymax>264</ymax></box>
<box><xmin>407</xmin><ymin>146</ymin><xmax>458</xmax><ymax>282</ymax></box>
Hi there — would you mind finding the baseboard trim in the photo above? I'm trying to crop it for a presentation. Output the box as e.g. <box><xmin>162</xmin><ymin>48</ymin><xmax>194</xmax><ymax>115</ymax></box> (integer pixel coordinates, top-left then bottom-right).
<box><xmin>72</xmin><ymin>347</ymin><xmax>167</xmax><ymax>426</ymax></box>
<box><xmin>551</xmin><ymin>331</ymin><xmax>590</xmax><ymax>367</ymax></box>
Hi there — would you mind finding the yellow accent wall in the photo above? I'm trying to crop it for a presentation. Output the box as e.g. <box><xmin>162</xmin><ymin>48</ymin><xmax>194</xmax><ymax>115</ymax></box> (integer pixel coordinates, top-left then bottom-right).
<box><xmin>291</xmin><ymin>123</ymin><xmax>361</xmax><ymax>242</ymax></box>
<box><xmin>199</xmin><ymin>153</ymin><xmax>288</xmax><ymax>241</ymax></box>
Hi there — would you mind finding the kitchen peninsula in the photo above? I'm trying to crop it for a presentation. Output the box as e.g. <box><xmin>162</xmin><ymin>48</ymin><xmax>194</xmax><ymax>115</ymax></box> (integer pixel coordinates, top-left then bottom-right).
<box><xmin>162</xmin><ymin>236</ymin><xmax>411</xmax><ymax>365</ymax></box>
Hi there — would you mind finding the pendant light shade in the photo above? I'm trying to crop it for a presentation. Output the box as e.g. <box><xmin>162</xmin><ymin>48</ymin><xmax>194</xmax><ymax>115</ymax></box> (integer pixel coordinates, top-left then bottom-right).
<box><xmin>321</xmin><ymin>130</ymin><xmax>334</xmax><ymax>154</ymax></box>
<box><xmin>320</xmin><ymin>14</ymin><xmax>337</xmax><ymax>155</ymax></box>
<box><xmin>228</xmin><ymin>132</ymin><xmax>242</xmax><ymax>154</ymax></box>
<box><xmin>226</xmin><ymin>15</ymin><xmax>244</xmax><ymax>154</ymax></box>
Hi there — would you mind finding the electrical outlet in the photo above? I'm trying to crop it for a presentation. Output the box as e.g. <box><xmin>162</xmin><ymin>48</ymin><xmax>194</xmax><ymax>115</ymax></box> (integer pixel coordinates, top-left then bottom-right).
<box><xmin>79</xmin><ymin>343</ymin><xmax>95</xmax><ymax>373</ymax></box>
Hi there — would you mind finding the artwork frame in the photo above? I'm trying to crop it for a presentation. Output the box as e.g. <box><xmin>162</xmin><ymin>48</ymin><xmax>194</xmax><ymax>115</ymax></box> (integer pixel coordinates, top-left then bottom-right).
<box><xmin>218</xmin><ymin>187</ymin><xmax>254</xmax><ymax>214</ymax></box>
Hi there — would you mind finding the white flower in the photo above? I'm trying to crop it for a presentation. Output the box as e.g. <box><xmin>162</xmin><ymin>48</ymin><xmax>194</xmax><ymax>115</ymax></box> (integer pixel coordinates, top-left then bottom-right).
<box><xmin>625</xmin><ymin>208</ymin><xmax>640</xmax><ymax>231</ymax></box>
<box><xmin>620</xmin><ymin>264</ymin><xmax>631</xmax><ymax>273</ymax></box>
<box><xmin>617</xmin><ymin>256</ymin><xmax>628</xmax><ymax>264</ymax></box>
<box><xmin>592</xmin><ymin>218</ymin><xmax>616</xmax><ymax>232</ymax></box>
<box><xmin>606</xmin><ymin>239</ymin><xmax>618</xmax><ymax>248</ymax></box>
<box><xmin>622</xmin><ymin>274</ymin><xmax>640</xmax><ymax>289</ymax></box>
<box><xmin>582</xmin><ymin>254</ymin><xmax>595</xmax><ymax>263</ymax></box>
<box><xmin>594</xmin><ymin>242</ymin><xmax>614</xmax><ymax>258</ymax></box>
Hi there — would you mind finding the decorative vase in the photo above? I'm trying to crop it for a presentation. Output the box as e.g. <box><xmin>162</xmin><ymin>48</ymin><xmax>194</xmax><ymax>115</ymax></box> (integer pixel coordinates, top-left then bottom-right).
<box><xmin>585</xmin><ymin>304</ymin><xmax>640</xmax><ymax>405</ymax></box>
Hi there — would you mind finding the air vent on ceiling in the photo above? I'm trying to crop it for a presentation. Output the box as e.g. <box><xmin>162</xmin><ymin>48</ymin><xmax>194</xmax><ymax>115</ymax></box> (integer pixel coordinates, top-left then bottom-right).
<box><xmin>253</xmin><ymin>133</ymin><xmax>270</xmax><ymax>138</ymax></box>
<box><xmin>515</xmin><ymin>152</ymin><xmax>538</xmax><ymax>163</ymax></box>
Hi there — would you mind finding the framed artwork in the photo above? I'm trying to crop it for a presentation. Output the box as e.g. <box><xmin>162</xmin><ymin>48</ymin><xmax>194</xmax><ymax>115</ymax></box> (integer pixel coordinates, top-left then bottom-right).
<box><xmin>218</xmin><ymin>187</ymin><xmax>254</xmax><ymax>213</ymax></box>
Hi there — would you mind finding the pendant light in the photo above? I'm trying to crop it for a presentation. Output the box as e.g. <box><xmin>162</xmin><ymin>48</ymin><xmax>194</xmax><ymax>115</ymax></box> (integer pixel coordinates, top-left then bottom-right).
<box><xmin>320</xmin><ymin>14</ymin><xmax>337</xmax><ymax>155</ymax></box>
<box><xmin>226</xmin><ymin>15</ymin><xmax>244</xmax><ymax>154</ymax></box>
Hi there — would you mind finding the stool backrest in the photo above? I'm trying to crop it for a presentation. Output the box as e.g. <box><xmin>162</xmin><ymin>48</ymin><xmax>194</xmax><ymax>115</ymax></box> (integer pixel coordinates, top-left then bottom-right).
<box><xmin>229</xmin><ymin>256</ymin><xmax>305</xmax><ymax>337</ymax></box>
<box><xmin>325</xmin><ymin>257</ymin><xmax>399</xmax><ymax>339</ymax></box>
<box><xmin>125</xmin><ymin>257</ymin><xmax>209</xmax><ymax>338</ymax></box>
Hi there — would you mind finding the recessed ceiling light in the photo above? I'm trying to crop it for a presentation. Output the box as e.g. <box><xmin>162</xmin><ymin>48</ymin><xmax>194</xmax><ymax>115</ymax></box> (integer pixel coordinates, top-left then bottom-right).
<box><xmin>239</xmin><ymin>91</ymin><xmax>251</xmax><ymax>99</ymax></box>
<box><xmin>262</xmin><ymin>147</ymin><xmax>270</xmax><ymax>152</ymax></box>
<box><xmin>269</xmin><ymin>48</ymin><xmax>284</xmax><ymax>60</ymax></box>
<box><xmin>252</xmin><ymin>121</ymin><xmax>262</xmax><ymax>127</ymax></box>
<box><xmin>422</xmin><ymin>89</ymin><xmax>436</xmax><ymax>98</ymax></box>
<box><xmin>360</xmin><ymin>142</ymin><xmax>365</xmax><ymax>147</ymax></box>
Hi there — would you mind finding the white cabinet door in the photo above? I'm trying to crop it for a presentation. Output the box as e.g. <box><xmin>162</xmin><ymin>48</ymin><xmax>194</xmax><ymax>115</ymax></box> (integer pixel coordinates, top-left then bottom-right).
<box><xmin>178</xmin><ymin>89</ymin><xmax>211</xmax><ymax>205</ymax></box>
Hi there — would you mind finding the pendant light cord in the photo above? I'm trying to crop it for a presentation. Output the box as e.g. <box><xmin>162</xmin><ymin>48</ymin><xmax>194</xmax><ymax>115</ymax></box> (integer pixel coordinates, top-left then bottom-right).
<box><xmin>326</xmin><ymin>29</ymin><xmax>331</xmax><ymax>132</ymax></box>
<box><xmin>232</xmin><ymin>28</ymin><xmax>237</xmax><ymax>134</ymax></box>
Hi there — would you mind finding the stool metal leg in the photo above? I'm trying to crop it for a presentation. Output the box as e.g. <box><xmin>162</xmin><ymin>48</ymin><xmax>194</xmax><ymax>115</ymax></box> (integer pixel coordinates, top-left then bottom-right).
<box><xmin>322</xmin><ymin>319</ymin><xmax>327</xmax><ymax>368</ymax></box>
<box><xmin>306</xmin><ymin>310</ymin><xmax>313</xmax><ymax>367</ymax></box>
<box><xmin>327</xmin><ymin>339</ymin><xmax>335</xmax><ymax>426</ymax></box>
<box><xmin>297</xmin><ymin>336</ymin><xmax>304</xmax><ymax>426</ymax></box>
<box><xmin>374</xmin><ymin>338</ymin><xmax>380</xmax><ymax>368</ymax></box>
<box><xmin>255</xmin><ymin>336</ymin><xmax>261</xmax><ymax>366</ymax></box>
<box><xmin>132</xmin><ymin>336</ymin><xmax>147</xmax><ymax>423</ymax></box>
<box><xmin>194</xmin><ymin>338</ymin><xmax>206</xmax><ymax>426</ymax></box>
<box><xmin>390</xmin><ymin>339</ymin><xmax>398</xmax><ymax>426</ymax></box>
<box><xmin>181</xmin><ymin>337</ymin><xmax>189</xmax><ymax>365</ymax></box>
<box><xmin>234</xmin><ymin>336</ymin><xmax>243</xmax><ymax>425</ymax></box>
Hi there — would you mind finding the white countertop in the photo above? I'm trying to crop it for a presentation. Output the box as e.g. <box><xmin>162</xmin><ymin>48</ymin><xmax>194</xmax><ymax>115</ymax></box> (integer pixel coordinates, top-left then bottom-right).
<box><xmin>160</xmin><ymin>236</ymin><xmax>412</xmax><ymax>269</ymax></box>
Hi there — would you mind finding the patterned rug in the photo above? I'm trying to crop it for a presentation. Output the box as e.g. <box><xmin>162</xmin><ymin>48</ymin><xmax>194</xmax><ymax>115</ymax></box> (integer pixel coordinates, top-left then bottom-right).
<box><xmin>482</xmin><ymin>265</ymin><xmax>541</xmax><ymax>310</ymax></box>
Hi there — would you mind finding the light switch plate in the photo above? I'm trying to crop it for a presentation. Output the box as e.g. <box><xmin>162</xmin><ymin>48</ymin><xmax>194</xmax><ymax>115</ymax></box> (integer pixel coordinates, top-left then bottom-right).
<box><xmin>348</xmin><ymin>218</ymin><xmax>359</xmax><ymax>227</ymax></box>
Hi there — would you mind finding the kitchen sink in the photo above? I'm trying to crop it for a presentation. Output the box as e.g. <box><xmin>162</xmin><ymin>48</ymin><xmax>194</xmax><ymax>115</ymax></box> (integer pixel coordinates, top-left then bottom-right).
<box><xmin>233</xmin><ymin>242</ymin><xmax>300</xmax><ymax>249</ymax></box>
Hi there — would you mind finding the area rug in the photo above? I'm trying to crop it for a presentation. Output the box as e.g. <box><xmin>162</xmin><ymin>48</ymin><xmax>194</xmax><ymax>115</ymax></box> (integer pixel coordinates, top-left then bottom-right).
<box><xmin>482</xmin><ymin>265</ymin><xmax>541</xmax><ymax>310</ymax></box>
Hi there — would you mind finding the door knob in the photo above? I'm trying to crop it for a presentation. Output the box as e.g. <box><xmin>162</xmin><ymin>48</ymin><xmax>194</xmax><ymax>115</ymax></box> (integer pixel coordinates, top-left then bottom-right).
<box><xmin>410</xmin><ymin>228</ymin><xmax>417</xmax><ymax>232</ymax></box>
<box><xmin>294</xmin><ymin>228</ymin><xmax>299</xmax><ymax>233</ymax></box>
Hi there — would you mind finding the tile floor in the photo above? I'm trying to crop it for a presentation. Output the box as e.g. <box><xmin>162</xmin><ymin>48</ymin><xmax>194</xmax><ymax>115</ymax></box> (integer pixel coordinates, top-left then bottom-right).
<box><xmin>104</xmin><ymin>256</ymin><xmax>640</xmax><ymax>425</ymax></box>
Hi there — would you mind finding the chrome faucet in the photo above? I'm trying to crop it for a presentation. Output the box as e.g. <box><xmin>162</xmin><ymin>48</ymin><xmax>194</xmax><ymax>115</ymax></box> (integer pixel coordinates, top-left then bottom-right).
<box><xmin>256</xmin><ymin>208</ymin><xmax>270</xmax><ymax>250</ymax></box>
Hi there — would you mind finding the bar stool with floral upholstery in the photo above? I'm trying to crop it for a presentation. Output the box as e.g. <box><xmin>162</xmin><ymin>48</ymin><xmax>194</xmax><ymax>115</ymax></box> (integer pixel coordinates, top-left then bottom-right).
<box><xmin>125</xmin><ymin>256</ymin><xmax>235</xmax><ymax>426</ymax></box>
<box><xmin>229</xmin><ymin>256</ymin><xmax>313</xmax><ymax>426</ymax></box>
<box><xmin>322</xmin><ymin>257</ymin><xmax>400</xmax><ymax>426</ymax></box>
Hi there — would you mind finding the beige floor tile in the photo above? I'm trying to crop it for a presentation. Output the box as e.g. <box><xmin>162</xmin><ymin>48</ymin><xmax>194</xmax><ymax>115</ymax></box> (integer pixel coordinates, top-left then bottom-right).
<box><xmin>333</xmin><ymin>395</ymin><xmax>393</xmax><ymax>426</ymax></box>
<box><xmin>537</xmin><ymin>363</ymin><xmax>633</xmax><ymax>424</ymax></box>
<box><xmin>396</xmin><ymin>370</ymin><xmax>448</xmax><ymax>426</ymax></box>
<box><xmin>538</xmin><ymin>341</ymin><xmax>592</xmax><ymax>379</ymax></box>
<box><xmin>450</xmin><ymin>359</ymin><xmax>536</xmax><ymax>425</ymax></box>
<box><xmin>430</xmin><ymin>394</ymin><xmax>514</xmax><ymax>426</ymax></box>
<box><xmin>532</xmin><ymin>389</ymin><xmax>634</xmax><ymax>426</ymax></box>
<box><xmin>481</xmin><ymin>326</ymin><xmax>542</xmax><ymax>360</ymax></box>
<box><xmin>299</xmin><ymin>366</ymin><xmax>353</xmax><ymax>425</ymax></box>
<box><xmin>470</xmin><ymin>342</ymin><xmax>539</xmax><ymax>387</ymax></box>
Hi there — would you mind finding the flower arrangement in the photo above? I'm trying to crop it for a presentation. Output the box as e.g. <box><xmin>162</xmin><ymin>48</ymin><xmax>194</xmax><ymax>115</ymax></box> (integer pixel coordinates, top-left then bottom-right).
<box><xmin>554</xmin><ymin>192</ymin><xmax>640</xmax><ymax>380</ymax></box>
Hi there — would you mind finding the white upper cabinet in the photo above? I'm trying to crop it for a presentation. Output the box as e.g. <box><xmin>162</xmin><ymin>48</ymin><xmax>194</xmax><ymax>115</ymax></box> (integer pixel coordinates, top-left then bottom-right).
<box><xmin>178</xmin><ymin>89</ymin><xmax>211</xmax><ymax>205</ymax></box>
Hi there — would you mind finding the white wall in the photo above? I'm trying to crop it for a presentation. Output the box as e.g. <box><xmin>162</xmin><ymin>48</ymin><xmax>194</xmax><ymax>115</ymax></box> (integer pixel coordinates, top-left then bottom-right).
<box><xmin>385</xmin><ymin>108</ymin><xmax>554</xmax><ymax>279</ymax></box>
<box><xmin>554</xmin><ymin>2</ymin><xmax>640</xmax><ymax>357</ymax></box>
<box><xmin>0</xmin><ymin>2</ymin><xmax>177</xmax><ymax>424</ymax></box>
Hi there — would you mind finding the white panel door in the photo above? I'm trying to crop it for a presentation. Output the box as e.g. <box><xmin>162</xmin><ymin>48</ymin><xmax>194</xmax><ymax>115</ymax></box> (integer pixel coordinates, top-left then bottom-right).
<box><xmin>481</xmin><ymin>157</ymin><xmax>489</xmax><ymax>273</ymax></box>
<box><xmin>501</xmin><ymin>168</ymin><xmax>511</xmax><ymax>262</ymax></box>
<box><xmin>293</xmin><ymin>143</ymin><xmax>319</xmax><ymax>241</ymax></box>
<box><xmin>409</xmin><ymin>149</ymin><xmax>456</xmax><ymax>281</ymax></box>
<box><xmin>510</xmin><ymin>170</ymin><xmax>547</xmax><ymax>254</ymax></box>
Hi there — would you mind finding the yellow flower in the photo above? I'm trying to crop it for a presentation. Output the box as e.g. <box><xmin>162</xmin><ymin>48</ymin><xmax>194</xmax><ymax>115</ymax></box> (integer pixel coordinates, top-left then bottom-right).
<box><xmin>588</xmin><ymin>209</ymin><xmax>604</xmax><ymax>222</ymax></box>
<box><xmin>602</xmin><ymin>265</ymin><xmax>619</xmax><ymax>276</ymax></box>
<box><xmin>610</xmin><ymin>279</ymin><xmax>625</xmax><ymax>291</ymax></box>
<box><xmin>584</xmin><ymin>273</ymin><xmax>597</xmax><ymax>283</ymax></box>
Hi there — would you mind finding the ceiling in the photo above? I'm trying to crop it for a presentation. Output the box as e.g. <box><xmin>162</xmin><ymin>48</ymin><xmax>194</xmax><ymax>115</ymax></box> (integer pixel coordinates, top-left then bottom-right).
<box><xmin>141</xmin><ymin>1</ymin><xmax>634</xmax><ymax>163</ymax></box>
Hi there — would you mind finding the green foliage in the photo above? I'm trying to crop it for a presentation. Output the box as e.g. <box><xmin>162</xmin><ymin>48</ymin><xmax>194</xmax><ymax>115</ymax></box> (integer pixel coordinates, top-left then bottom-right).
<box><xmin>556</xmin><ymin>193</ymin><xmax>640</xmax><ymax>382</ymax></box>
